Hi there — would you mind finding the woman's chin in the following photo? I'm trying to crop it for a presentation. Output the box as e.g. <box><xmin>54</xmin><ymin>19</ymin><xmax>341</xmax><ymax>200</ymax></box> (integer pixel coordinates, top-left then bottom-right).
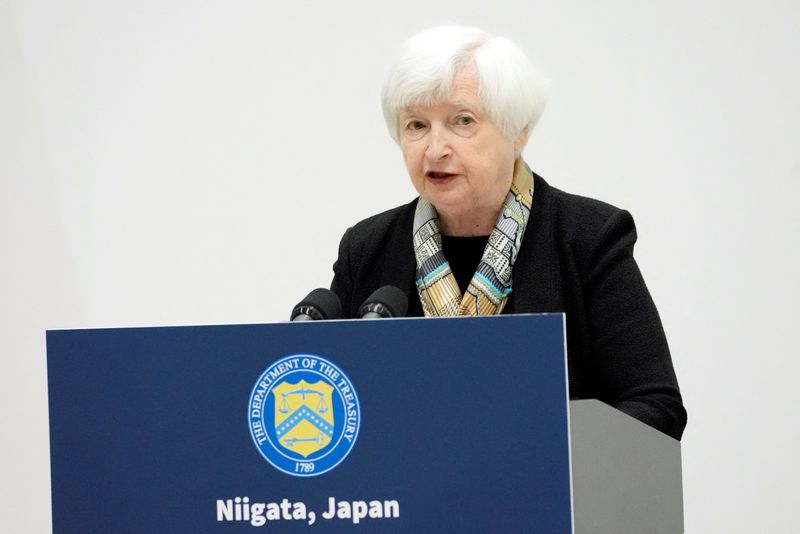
<box><xmin>423</xmin><ymin>191</ymin><xmax>468</xmax><ymax>213</ymax></box>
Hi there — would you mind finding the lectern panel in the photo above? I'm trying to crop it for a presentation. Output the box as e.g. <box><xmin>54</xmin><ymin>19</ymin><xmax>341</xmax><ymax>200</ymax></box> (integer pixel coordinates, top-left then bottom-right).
<box><xmin>48</xmin><ymin>314</ymin><xmax>571</xmax><ymax>533</ymax></box>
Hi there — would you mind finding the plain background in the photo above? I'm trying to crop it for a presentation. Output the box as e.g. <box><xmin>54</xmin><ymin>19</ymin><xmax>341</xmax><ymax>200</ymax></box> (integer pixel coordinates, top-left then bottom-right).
<box><xmin>2</xmin><ymin>1</ymin><xmax>798</xmax><ymax>532</ymax></box>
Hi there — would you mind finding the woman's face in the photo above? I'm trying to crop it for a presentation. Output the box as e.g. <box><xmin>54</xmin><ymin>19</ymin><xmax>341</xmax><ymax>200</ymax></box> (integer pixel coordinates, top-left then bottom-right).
<box><xmin>398</xmin><ymin>69</ymin><xmax>528</xmax><ymax>226</ymax></box>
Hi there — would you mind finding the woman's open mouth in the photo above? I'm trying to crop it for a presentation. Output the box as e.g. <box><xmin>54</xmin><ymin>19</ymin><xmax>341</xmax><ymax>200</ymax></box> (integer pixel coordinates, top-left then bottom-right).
<box><xmin>426</xmin><ymin>171</ymin><xmax>457</xmax><ymax>180</ymax></box>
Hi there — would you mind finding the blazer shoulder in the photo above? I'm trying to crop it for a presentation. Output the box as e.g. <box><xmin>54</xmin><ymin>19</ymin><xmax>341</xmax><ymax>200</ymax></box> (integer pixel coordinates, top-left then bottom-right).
<box><xmin>332</xmin><ymin>199</ymin><xmax>418</xmax><ymax>317</ymax></box>
<box><xmin>534</xmin><ymin>176</ymin><xmax>638</xmax><ymax>279</ymax></box>
<box><xmin>346</xmin><ymin>199</ymin><xmax>417</xmax><ymax>248</ymax></box>
<box><xmin>539</xmin><ymin>177</ymin><xmax>631</xmax><ymax>239</ymax></box>
<box><xmin>543</xmin><ymin>180</ymin><xmax>624</xmax><ymax>226</ymax></box>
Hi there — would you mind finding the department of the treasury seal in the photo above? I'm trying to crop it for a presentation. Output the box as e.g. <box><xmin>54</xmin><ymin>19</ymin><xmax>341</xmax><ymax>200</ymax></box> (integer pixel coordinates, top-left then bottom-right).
<box><xmin>248</xmin><ymin>354</ymin><xmax>361</xmax><ymax>477</ymax></box>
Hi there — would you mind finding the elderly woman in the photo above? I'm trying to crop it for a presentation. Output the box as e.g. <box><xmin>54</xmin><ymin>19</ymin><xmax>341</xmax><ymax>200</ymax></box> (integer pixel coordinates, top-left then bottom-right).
<box><xmin>330</xmin><ymin>26</ymin><xmax>686</xmax><ymax>440</ymax></box>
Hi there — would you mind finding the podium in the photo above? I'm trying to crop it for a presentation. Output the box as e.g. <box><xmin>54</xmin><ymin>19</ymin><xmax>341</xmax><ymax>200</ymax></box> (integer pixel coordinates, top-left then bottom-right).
<box><xmin>47</xmin><ymin>314</ymin><xmax>682</xmax><ymax>533</ymax></box>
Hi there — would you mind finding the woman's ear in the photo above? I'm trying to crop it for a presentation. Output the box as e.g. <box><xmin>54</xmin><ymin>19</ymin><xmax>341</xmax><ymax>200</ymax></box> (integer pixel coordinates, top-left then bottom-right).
<box><xmin>514</xmin><ymin>126</ymin><xmax>530</xmax><ymax>154</ymax></box>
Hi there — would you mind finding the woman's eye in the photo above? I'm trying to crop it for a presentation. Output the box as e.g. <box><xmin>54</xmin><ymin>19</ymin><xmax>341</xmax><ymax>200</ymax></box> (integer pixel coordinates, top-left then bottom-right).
<box><xmin>407</xmin><ymin>120</ymin><xmax>426</xmax><ymax>130</ymax></box>
<box><xmin>455</xmin><ymin>115</ymin><xmax>474</xmax><ymax>126</ymax></box>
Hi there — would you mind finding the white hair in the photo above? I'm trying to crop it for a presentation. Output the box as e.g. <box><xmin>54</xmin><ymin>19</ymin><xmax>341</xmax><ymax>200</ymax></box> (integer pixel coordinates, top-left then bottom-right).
<box><xmin>381</xmin><ymin>26</ymin><xmax>549</xmax><ymax>145</ymax></box>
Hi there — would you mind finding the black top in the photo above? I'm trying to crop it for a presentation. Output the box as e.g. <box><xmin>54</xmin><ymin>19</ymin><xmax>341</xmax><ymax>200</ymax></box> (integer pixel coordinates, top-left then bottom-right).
<box><xmin>440</xmin><ymin>235</ymin><xmax>490</xmax><ymax>294</ymax></box>
<box><xmin>331</xmin><ymin>174</ymin><xmax>687</xmax><ymax>440</ymax></box>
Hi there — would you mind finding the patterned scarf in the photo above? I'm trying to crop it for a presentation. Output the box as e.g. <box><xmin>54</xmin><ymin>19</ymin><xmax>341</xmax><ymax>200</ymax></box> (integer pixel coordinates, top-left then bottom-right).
<box><xmin>413</xmin><ymin>159</ymin><xmax>534</xmax><ymax>317</ymax></box>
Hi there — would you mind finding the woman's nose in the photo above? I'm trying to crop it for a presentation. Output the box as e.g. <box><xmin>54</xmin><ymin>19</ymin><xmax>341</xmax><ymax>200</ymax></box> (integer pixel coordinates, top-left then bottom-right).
<box><xmin>425</xmin><ymin>126</ymin><xmax>452</xmax><ymax>161</ymax></box>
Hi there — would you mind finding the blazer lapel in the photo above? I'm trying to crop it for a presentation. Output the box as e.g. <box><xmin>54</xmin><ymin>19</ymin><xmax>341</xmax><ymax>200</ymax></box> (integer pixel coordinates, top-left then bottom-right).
<box><xmin>379</xmin><ymin>200</ymin><xmax>420</xmax><ymax>314</ymax></box>
<box><xmin>512</xmin><ymin>173</ymin><xmax>550</xmax><ymax>313</ymax></box>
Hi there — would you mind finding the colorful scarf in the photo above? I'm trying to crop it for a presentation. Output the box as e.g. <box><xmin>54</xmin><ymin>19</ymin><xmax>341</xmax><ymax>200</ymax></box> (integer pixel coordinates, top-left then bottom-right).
<box><xmin>413</xmin><ymin>159</ymin><xmax>534</xmax><ymax>317</ymax></box>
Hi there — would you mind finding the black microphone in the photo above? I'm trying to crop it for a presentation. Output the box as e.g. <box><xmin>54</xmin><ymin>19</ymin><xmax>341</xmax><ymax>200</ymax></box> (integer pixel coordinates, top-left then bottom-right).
<box><xmin>290</xmin><ymin>288</ymin><xmax>343</xmax><ymax>321</ymax></box>
<box><xmin>358</xmin><ymin>286</ymin><xmax>408</xmax><ymax>319</ymax></box>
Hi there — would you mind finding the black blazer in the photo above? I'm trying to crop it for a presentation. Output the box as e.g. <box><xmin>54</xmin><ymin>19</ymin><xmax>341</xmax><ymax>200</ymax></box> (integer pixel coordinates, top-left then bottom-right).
<box><xmin>331</xmin><ymin>174</ymin><xmax>687</xmax><ymax>440</ymax></box>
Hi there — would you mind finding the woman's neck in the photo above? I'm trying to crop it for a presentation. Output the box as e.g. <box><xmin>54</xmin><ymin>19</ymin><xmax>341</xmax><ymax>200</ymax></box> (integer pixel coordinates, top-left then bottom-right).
<box><xmin>439</xmin><ymin>205</ymin><xmax>500</xmax><ymax>236</ymax></box>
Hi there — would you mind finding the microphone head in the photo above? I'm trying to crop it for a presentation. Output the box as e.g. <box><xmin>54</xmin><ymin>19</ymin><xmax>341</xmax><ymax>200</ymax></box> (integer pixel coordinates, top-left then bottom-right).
<box><xmin>290</xmin><ymin>288</ymin><xmax>343</xmax><ymax>321</ymax></box>
<box><xmin>358</xmin><ymin>286</ymin><xmax>408</xmax><ymax>318</ymax></box>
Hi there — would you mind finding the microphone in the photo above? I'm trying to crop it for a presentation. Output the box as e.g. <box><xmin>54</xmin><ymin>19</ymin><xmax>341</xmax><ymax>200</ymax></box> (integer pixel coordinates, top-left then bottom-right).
<box><xmin>358</xmin><ymin>286</ymin><xmax>408</xmax><ymax>319</ymax></box>
<box><xmin>290</xmin><ymin>288</ymin><xmax>343</xmax><ymax>321</ymax></box>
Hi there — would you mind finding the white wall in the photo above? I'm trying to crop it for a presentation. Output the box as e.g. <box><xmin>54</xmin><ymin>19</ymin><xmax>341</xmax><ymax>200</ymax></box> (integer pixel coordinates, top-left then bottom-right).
<box><xmin>2</xmin><ymin>1</ymin><xmax>798</xmax><ymax>531</ymax></box>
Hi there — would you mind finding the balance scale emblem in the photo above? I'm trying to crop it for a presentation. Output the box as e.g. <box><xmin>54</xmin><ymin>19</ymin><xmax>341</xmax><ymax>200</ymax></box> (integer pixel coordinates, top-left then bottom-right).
<box><xmin>272</xmin><ymin>379</ymin><xmax>335</xmax><ymax>457</ymax></box>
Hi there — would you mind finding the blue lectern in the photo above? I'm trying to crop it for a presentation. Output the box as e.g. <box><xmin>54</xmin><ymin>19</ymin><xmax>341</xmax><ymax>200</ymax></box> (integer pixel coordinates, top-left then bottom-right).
<box><xmin>47</xmin><ymin>314</ymin><xmax>682</xmax><ymax>533</ymax></box>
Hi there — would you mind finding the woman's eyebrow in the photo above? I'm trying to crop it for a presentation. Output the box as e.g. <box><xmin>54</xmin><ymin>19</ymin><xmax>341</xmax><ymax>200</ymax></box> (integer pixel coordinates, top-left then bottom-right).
<box><xmin>399</xmin><ymin>108</ymin><xmax>422</xmax><ymax>118</ymax></box>
<box><xmin>446</xmin><ymin>100</ymin><xmax>478</xmax><ymax>112</ymax></box>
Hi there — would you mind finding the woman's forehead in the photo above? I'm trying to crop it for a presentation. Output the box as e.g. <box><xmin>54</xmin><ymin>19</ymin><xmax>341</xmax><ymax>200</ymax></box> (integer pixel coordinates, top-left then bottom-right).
<box><xmin>400</xmin><ymin>96</ymin><xmax>480</xmax><ymax>116</ymax></box>
<box><xmin>400</xmin><ymin>73</ymin><xmax>483</xmax><ymax>116</ymax></box>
